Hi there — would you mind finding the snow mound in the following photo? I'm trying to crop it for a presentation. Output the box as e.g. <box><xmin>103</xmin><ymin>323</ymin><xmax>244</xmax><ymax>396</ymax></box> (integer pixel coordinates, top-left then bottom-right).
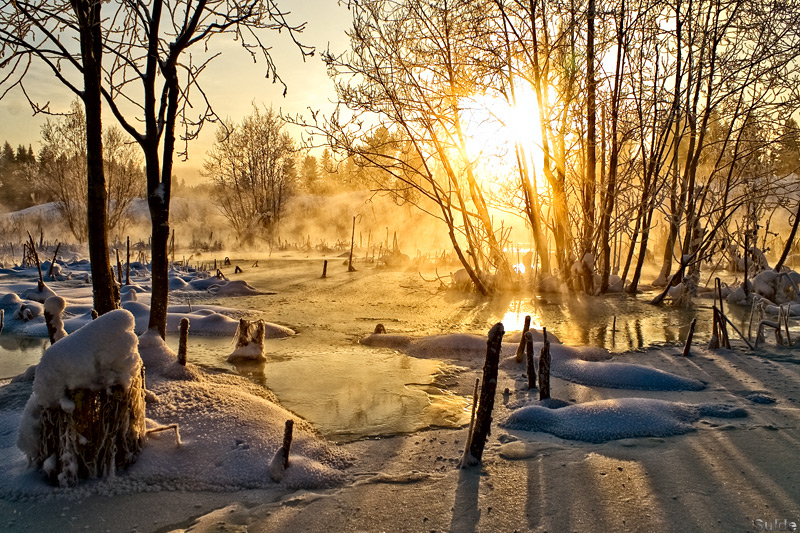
<box><xmin>132</xmin><ymin>370</ymin><xmax>351</xmax><ymax>492</ymax></box>
<box><xmin>502</xmin><ymin>398</ymin><xmax>746</xmax><ymax>443</ymax></box>
<box><xmin>207</xmin><ymin>280</ymin><xmax>262</xmax><ymax>296</ymax></box>
<box><xmin>20</xmin><ymin>283</ymin><xmax>57</xmax><ymax>304</ymax></box>
<box><xmin>405</xmin><ymin>333</ymin><xmax>502</xmax><ymax>361</ymax></box>
<box><xmin>554</xmin><ymin>359</ymin><xmax>705</xmax><ymax>391</ymax></box>
<box><xmin>360</xmin><ymin>333</ymin><xmax>412</xmax><ymax>348</ymax></box>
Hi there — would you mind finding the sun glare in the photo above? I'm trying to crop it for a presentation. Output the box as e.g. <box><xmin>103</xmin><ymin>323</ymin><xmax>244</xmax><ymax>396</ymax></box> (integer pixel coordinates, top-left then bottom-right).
<box><xmin>461</xmin><ymin>85</ymin><xmax>545</xmax><ymax>188</ymax></box>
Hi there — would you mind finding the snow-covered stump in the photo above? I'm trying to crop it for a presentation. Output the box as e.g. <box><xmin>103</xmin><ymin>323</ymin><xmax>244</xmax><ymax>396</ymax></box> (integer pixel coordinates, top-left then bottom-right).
<box><xmin>44</xmin><ymin>296</ymin><xmax>67</xmax><ymax>345</ymax></box>
<box><xmin>18</xmin><ymin>310</ymin><xmax>146</xmax><ymax>487</ymax></box>
<box><xmin>227</xmin><ymin>318</ymin><xmax>267</xmax><ymax>364</ymax></box>
<box><xmin>515</xmin><ymin>315</ymin><xmax>531</xmax><ymax>363</ymax></box>
<box><xmin>464</xmin><ymin>323</ymin><xmax>504</xmax><ymax>466</ymax></box>
<box><xmin>178</xmin><ymin>317</ymin><xmax>190</xmax><ymax>366</ymax></box>
<box><xmin>539</xmin><ymin>328</ymin><xmax>551</xmax><ymax>400</ymax></box>
<box><xmin>525</xmin><ymin>331</ymin><xmax>536</xmax><ymax>389</ymax></box>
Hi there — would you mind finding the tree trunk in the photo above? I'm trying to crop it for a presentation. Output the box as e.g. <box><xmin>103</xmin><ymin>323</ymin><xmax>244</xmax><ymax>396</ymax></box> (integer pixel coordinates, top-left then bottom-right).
<box><xmin>73</xmin><ymin>0</ymin><xmax>119</xmax><ymax>315</ymax></box>
<box><xmin>775</xmin><ymin>199</ymin><xmax>800</xmax><ymax>271</ymax></box>
<box><xmin>583</xmin><ymin>0</ymin><xmax>597</xmax><ymax>258</ymax></box>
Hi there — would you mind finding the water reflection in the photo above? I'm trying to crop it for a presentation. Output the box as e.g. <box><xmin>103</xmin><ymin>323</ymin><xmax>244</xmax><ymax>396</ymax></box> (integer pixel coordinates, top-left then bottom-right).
<box><xmin>161</xmin><ymin>336</ymin><xmax>471</xmax><ymax>441</ymax></box>
<box><xmin>0</xmin><ymin>336</ymin><xmax>47</xmax><ymax>378</ymax></box>
<box><xmin>489</xmin><ymin>292</ymin><xmax>749</xmax><ymax>353</ymax></box>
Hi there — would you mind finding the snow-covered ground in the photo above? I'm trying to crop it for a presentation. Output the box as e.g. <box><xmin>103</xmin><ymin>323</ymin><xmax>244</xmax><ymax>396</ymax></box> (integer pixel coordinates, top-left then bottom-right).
<box><xmin>0</xmin><ymin>252</ymin><xmax>799</xmax><ymax>531</ymax></box>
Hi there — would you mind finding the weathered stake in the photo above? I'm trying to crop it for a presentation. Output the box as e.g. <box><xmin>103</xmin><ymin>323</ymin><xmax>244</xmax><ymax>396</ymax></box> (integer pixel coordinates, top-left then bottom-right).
<box><xmin>282</xmin><ymin>419</ymin><xmax>294</xmax><ymax>469</ymax></box>
<box><xmin>467</xmin><ymin>323</ymin><xmax>504</xmax><ymax>465</ymax></box>
<box><xmin>126</xmin><ymin>237</ymin><xmax>130</xmax><ymax>285</ymax></box>
<box><xmin>525</xmin><ymin>331</ymin><xmax>536</xmax><ymax>389</ymax></box>
<box><xmin>116</xmin><ymin>249</ymin><xmax>122</xmax><ymax>284</ymax></box>
<box><xmin>348</xmin><ymin>216</ymin><xmax>357</xmax><ymax>272</ymax></box>
<box><xmin>322</xmin><ymin>260</ymin><xmax>328</xmax><ymax>278</ymax></box>
<box><xmin>515</xmin><ymin>315</ymin><xmax>531</xmax><ymax>363</ymax></box>
<box><xmin>539</xmin><ymin>327</ymin><xmax>551</xmax><ymax>400</ymax></box>
<box><xmin>683</xmin><ymin>318</ymin><xmax>697</xmax><ymax>357</ymax></box>
<box><xmin>459</xmin><ymin>378</ymin><xmax>480</xmax><ymax>469</ymax></box>
<box><xmin>178</xmin><ymin>318</ymin><xmax>190</xmax><ymax>366</ymax></box>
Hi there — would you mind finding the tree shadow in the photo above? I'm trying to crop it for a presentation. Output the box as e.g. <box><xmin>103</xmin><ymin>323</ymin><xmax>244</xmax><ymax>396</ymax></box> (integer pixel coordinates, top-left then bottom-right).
<box><xmin>449</xmin><ymin>466</ymin><xmax>482</xmax><ymax>533</ymax></box>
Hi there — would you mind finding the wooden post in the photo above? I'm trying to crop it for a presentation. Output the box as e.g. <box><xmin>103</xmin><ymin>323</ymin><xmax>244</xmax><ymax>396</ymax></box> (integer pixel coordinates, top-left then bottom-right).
<box><xmin>539</xmin><ymin>327</ymin><xmax>551</xmax><ymax>400</ymax></box>
<box><xmin>1</xmin><ymin>309</ymin><xmax>4</xmax><ymax>334</ymax></box>
<box><xmin>467</xmin><ymin>323</ymin><xmax>504</xmax><ymax>465</ymax></box>
<box><xmin>348</xmin><ymin>216</ymin><xmax>357</xmax><ymax>272</ymax></box>
<box><xmin>515</xmin><ymin>315</ymin><xmax>531</xmax><ymax>363</ymax></box>
<box><xmin>682</xmin><ymin>318</ymin><xmax>697</xmax><ymax>357</ymax></box>
<box><xmin>116</xmin><ymin>249</ymin><xmax>122</xmax><ymax>285</ymax></box>
<box><xmin>525</xmin><ymin>331</ymin><xmax>536</xmax><ymax>389</ymax></box>
<box><xmin>126</xmin><ymin>237</ymin><xmax>130</xmax><ymax>285</ymax></box>
<box><xmin>281</xmin><ymin>419</ymin><xmax>294</xmax><ymax>469</ymax></box>
<box><xmin>322</xmin><ymin>260</ymin><xmax>328</xmax><ymax>278</ymax></box>
<box><xmin>459</xmin><ymin>378</ymin><xmax>480</xmax><ymax>468</ymax></box>
<box><xmin>178</xmin><ymin>318</ymin><xmax>189</xmax><ymax>366</ymax></box>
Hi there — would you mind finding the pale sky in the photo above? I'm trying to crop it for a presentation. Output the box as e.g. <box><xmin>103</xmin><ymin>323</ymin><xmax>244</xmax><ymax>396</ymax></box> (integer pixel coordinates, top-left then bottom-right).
<box><xmin>0</xmin><ymin>1</ymin><xmax>353</xmax><ymax>184</ymax></box>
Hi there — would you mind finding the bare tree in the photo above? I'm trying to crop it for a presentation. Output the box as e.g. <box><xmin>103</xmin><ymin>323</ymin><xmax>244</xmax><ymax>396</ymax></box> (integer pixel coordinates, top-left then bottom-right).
<box><xmin>1</xmin><ymin>0</ymin><xmax>312</xmax><ymax>336</ymax></box>
<box><xmin>1</xmin><ymin>0</ymin><xmax>119</xmax><ymax>313</ymax></box>
<box><xmin>203</xmin><ymin>106</ymin><xmax>296</xmax><ymax>245</ymax></box>
<box><xmin>37</xmin><ymin>100</ymin><xmax>144</xmax><ymax>242</ymax></box>
<box><xmin>311</xmin><ymin>0</ymin><xmax>516</xmax><ymax>294</ymax></box>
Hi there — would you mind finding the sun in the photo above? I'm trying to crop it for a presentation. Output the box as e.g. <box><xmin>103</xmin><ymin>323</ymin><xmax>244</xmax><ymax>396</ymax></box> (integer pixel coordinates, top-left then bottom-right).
<box><xmin>460</xmin><ymin>84</ymin><xmax>545</xmax><ymax>189</ymax></box>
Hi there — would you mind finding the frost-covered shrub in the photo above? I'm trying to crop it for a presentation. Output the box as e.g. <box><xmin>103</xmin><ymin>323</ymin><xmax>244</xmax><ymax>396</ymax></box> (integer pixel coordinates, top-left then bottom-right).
<box><xmin>17</xmin><ymin>310</ymin><xmax>146</xmax><ymax>487</ymax></box>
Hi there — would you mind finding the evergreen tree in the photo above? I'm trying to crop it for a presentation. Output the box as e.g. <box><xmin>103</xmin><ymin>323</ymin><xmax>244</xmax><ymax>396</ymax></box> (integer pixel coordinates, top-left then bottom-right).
<box><xmin>776</xmin><ymin>118</ymin><xmax>800</xmax><ymax>176</ymax></box>
<box><xmin>301</xmin><ymin>154</ymin><xmax>320</xmax><ymax>193</ymax></box>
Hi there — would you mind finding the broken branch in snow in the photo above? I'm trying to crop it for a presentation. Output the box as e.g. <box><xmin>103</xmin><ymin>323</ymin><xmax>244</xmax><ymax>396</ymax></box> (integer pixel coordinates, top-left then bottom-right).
<box><xmin>147</xmin><ymin>424</ymin><xmax>182</xmax><ymax>447</ymax></box>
